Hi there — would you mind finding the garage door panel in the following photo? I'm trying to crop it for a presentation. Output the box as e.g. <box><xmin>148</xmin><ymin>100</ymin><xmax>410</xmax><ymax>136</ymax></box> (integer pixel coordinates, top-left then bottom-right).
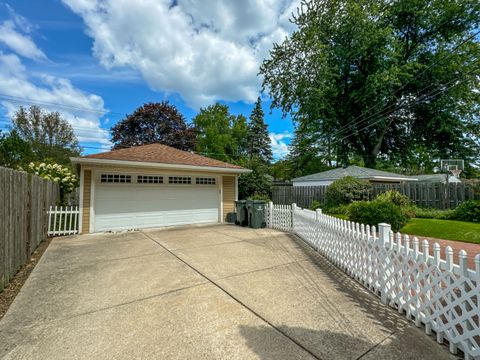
<box><xmin>94</xmin><ymin>183</ymin><xmax>219</xmax><ymax>232</ymax></box>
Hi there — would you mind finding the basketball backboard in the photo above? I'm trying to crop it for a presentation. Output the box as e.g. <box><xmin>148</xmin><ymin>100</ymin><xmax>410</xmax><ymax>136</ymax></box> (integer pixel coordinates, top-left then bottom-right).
<box><xmin>440</xmin><ymin>159</ymin><xmax>464</xmax><ymax>177</ymax></box>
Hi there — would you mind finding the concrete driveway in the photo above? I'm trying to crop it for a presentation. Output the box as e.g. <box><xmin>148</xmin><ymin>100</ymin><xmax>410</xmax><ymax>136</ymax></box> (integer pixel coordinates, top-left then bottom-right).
<box><xmin>0</xmin><ymin>225</ymin><xmax>457</xmax><ymax>359</ymax></box>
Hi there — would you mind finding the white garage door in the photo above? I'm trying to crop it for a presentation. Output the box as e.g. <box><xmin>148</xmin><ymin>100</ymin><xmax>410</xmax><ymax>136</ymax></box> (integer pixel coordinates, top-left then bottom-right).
<box><xmin>93</xmin><ymin>174</ymin><xmax>219</xmax><ymax>232</ymax></box>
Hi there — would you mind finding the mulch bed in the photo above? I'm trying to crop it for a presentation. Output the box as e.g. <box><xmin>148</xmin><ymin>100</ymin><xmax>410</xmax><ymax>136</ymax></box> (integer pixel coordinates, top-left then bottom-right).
<box><xmin>0</xmin><ymin>237</ymin><xmax>53</xmax><ymax>320</ymax></box>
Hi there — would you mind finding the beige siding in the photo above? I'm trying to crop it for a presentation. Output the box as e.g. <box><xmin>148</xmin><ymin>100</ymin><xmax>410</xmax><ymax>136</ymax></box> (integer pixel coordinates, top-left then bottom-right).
<box><xmin>223</xmin><ymin>176</ymin><xmax>235</xmax><ymax>221</ymax></box>
<box><xmin>82</xmin><ymin>170</ymin><xmax>91</xmax><ymax>233</ymax></box>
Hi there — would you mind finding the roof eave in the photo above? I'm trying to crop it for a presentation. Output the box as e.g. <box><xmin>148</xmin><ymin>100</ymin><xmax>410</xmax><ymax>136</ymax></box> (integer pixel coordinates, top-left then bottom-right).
<box><xmin>293</xmin><ymin>176</ymin><xmax>370</xmax><ymax>182</ymax></box>
<box><xmin>293</xmin><ymin>175</ymin><xmax>417</xmax><ymax>182</ymax></box>
<box><xmin>371</xmin><ymin>176</ymin><xmax>417</xmax><ymax>181</ymax></box>
<box><xmin>70</xmin><ymin>157</ymin><xmax>251</xmax><ymax>174</ymax></box>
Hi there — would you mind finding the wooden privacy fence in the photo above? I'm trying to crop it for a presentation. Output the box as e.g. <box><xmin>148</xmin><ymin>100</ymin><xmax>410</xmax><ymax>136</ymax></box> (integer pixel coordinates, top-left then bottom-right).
<box><xmin>0</xmin><ymin>167</ymin><xmax>59</xmax><ymax>291</ymax></box>
<box><xmin>47</xmin><ymin>206</ymin><xmax>79</xmax><ymax>236</ymax></box>
<box><xmin>266</xmin><ymin>203</ymin><xmax>480</xmax><ymax>359</ymax></box>
<box><xmin>272</xmin><ymin>182</ymin><xmax>477</xmax><ymax>209</ymax></box>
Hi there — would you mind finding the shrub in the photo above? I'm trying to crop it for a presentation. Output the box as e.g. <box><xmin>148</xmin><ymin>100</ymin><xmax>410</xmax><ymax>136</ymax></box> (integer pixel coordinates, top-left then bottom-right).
<box><xmin>28</xmin><ymin>162</ymin><xmax>78</xmax><ymax>205</ymax></box>
<box><xmin>310</xmin><ymin>200</ymin><xmax>322</xmax><ymax>211</ymax></box>
<box><xmin>324</xmin><ymin>204</ymin><xmax>350</xmax><ymax>216</ymax></box>
<box><xmin>309</xmin><ymin>201</ymin><xmax>351</xmax><ymax>216</ymax></box>
<box><xmin>348</xmin><ymin>200</ymin><xmax>409</xmax><ymax>231</ymax></box>
<box><xmin>408</xmin><ymin>206</ymin><xmax>454</xmax><ymax>220</ymax></box>
<box><xmin>325</xmin><ymin>176</ymin><xmax>372</xmax><ymax>208</ymax></box>
<box><xmin>248</xmin><ymin>193</ymin><xmax>271</xmax><ymax>202</ymax></box>
<box><xmin>375</xmin><ymin>190</ymin><xmax>410</xmax><ymax>207</ymax></box>
<box><xmin>450</xmin><ymin>200</ymin><xmax>480</xmax><ymax>223</ymax></box>
<box><xmin>28</xmin><ymin>162</ymin><xmax>77</xmax><ymax>192</ymax></box>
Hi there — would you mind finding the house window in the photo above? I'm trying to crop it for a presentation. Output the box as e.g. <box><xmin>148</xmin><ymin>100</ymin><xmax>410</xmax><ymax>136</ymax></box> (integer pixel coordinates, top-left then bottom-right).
<box><xmin>168</xmin><ymin>176</ymin><xmax>192</xmax><ymax>184</ymax></box>
<box><xmin>196</xmin><ymin>177</ymin><xmax>216</xmax><ymax>185</ymax></box>
<box><xmin>137</xmin><ymin>175</ymin><xmax>163</xmax><ymax>184</ymax></box>
<box><xmin>100</xmin><ymin>174</ymin><xmax>131</xmax><ymax>183</ymax></box>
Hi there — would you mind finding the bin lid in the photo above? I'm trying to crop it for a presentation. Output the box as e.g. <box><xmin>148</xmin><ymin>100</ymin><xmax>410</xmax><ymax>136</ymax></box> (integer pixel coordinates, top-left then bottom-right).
<box><xmin>235</xmin><ymin>200</ymin><xmax>247</xmax><ymax>204</ymax></box>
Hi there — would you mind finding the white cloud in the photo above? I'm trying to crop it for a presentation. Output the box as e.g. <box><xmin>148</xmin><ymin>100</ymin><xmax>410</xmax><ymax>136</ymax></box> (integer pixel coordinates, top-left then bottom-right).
<box><xmin>62</xmin><ymin>0</ymin><xmax>299</xmax><ymax>108</ymax></box>
<box><xmin>0</xmin><ymin>52</ymin><xmax>111</xmax><ymax>148</ymax></box>
<box><xmin>5</xmin><ymin>4</ymin><xmax>34</xmax><ymax>33</ymax></box>
<box><xmin>0</xmin><ymin>19</ymin><xmax>46</xmax><ymax>61</ymax></box>
<box><xmin>270</xmin><ymin>131</ymin><xmax>292</xmax><ymax>159</ymax></box>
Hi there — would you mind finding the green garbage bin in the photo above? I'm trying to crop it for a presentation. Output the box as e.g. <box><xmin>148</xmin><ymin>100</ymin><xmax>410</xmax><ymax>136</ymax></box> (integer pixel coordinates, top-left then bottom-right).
<box><xmin>235</xmin><ymin>200</ymin><xmax>248</xmax><ymax>226</ymax></box>
<box><xmin>247</xmin><ymin>200</ymin><xmax>266</xmax><ymax>229</ymax></box>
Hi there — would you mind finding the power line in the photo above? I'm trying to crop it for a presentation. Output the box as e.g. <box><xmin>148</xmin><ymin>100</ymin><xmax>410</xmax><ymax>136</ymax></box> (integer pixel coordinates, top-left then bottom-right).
<box><xmin>0</xmin><ymin>119</ymin><xmax>113</xmax><ymax>133</ymax></box>
<box><xmin>329</xmin><ymin>29</ymin><xmax>480</xmax><ymax>140</ymax></box>
<box><xmin>0</xmin><ymin>127</ymin><xmax>241</xmax><ymax>159</ymax></box>
<box><xmin>332</xmin><ymin>64</ymin><xmax>480</xmax><ymax>145</ymax></box>
<box><xmin>337</xmin><ymin>62</ymin><xmax>480</xmax><ymax>143</ymax></box>
<box><xmin>0</xmin><ymin>2</ymin><xmax>398</xmax><ymax>131</ymax></box>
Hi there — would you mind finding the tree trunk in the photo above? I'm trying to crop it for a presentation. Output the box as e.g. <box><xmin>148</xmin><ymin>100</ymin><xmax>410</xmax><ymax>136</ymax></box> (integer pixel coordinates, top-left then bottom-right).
<box><xmin>363</xmin><ymin>153</ymin><xmax>377</xmax><ymax>168</ymax></box>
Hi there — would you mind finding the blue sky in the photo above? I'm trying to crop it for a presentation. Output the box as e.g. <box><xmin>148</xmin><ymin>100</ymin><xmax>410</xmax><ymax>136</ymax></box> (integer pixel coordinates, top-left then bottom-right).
<box><xmin>0</xmin><ymin>0</ymin><xmax>296</xmax><ymax>159</ymax></box>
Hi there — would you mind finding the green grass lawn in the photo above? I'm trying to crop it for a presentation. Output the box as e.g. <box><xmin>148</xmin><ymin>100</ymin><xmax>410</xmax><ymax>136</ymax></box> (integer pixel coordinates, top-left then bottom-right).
<box><xmin>400</xmin><ymin>218</ymin><xmax>480</xmax><ymax>244</ymax></box>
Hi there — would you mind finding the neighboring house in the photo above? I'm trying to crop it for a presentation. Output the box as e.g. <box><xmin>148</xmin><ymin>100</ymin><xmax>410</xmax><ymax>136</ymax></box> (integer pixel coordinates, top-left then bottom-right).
<box><xmin>292</xmin><ymin>165</ymin><xmax>416</xmax><ymax>187</ymax></box>
<box><xmin>71</xmin><ymin>143</ymin><xmax>250</xmax><ymax>234</ymax></box>
<box><xmin>414</xmin><ymin>174</ymin><xmax>461</xmax><ymax>184</ymax></box>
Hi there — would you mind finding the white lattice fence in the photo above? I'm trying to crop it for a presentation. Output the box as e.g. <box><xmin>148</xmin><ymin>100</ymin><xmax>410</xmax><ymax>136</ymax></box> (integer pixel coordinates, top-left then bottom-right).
<box><xmin>265</xmin><ymin>202</ymin><xmax>480</xmax><ymax>359</ymax></box>
<box><xmin>266</xmin><ymin>203</ymin><xmax>293</xmax><ymax>232</ymax></box>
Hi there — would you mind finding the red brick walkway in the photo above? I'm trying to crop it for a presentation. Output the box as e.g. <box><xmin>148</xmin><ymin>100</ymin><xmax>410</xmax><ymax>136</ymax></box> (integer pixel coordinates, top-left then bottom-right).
<box><xmin>412</xmin><ymin>236</ymin><xmax>480</xmax><ymax>270</ymax></box>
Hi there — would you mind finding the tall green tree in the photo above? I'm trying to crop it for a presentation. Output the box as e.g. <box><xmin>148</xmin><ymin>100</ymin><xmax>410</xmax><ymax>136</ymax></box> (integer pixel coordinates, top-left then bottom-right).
<box><xmin>247</xmin><ymin>97</ymin><xmax>273</xmax><ymax>163</ymax></box>
<box><xmin>111</xmin><ymin>102</ymin><xmax>196</xmax><ymax>151</ymax></box>
<box><xmin>11</xmin><ymin>105</ymin><xmax>81</xmax><ymax>166</ymax></box>
<box><xmin>193</xmin><ymin>103</ymin><xmax>248</xmax><ymax>162</ymax></box>
<box><xmin>260</xmin><ymin>0</ymin><xmax>480</xmax><ymax>171</ymax></box>
<box><xmin>237</xmin><ymin>157</ymin><xmax>272</xmax><ymax>199</ymax></box>
<box><xmin>270</xmin><ymin>159</ymin><xmax>292</xmax><ymax>182</ymax></box>
<box><xmin>0</xmin><ymin>130</ymin><xmax>33</xmax><ymax>169</ymax></box>
<box><xmin>287</xmin><ymin>121</ymin><xmax>333</xmax><ymax>178</ymax></box>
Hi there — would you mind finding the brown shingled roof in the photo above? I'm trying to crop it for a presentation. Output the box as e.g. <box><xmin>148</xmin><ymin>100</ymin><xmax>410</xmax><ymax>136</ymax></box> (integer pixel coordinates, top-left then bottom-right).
<box><xmin>84</xmin><ymin>143</ymin><xmax>245</xmax><ymax>170</ymax></box>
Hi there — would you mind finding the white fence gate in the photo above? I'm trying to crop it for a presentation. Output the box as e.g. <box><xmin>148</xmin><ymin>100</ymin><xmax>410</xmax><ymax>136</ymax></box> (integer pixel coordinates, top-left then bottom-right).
<box><xmin>266</xmin><ymin>202</ymin><xmax>480</xmax><ymax>360</ymax></box>
<box><xmin>47</xmin><ymin>206</ymin><xmax>79</xmax><ymax>236</ymax></box>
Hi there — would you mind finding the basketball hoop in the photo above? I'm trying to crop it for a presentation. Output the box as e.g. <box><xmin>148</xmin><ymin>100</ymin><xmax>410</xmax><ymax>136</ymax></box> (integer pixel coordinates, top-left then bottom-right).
<box><xmin>450</xmin><ymin>169</ymin><xmax>462</xmax><ymax>178</ymax></box>
<box><xmin>440</xmin><ymin>159</ymin><xmax>464</xmax><ymax>179</ymax></box>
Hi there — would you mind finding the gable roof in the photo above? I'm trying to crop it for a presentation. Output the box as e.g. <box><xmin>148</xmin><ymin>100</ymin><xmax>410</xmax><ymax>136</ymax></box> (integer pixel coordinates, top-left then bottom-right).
<box><xmin>71</xmin><ymin>143</ymin><xmax>248</xmax><ymax>172</ymax></box>
<box><xmin>293</xmin><ymin>165</ymin><xmax>414</xmax><ymax>182</ymax></box>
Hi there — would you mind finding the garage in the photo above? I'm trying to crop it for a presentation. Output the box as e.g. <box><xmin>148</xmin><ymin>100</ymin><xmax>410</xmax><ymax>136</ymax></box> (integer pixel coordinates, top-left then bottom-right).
<box><xmin>71</xmin><ymin>143</ymin><xmax>250</xmax><ymax>233</ymax></box>
<box><xmin>93</xmin><ymin>173</ymin><xmax>220</xmax><ymax>232</ymax></box>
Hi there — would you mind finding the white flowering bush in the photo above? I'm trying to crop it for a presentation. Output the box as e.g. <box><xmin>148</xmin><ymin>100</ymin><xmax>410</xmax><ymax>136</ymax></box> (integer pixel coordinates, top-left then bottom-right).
<box><xmin>28</xmin><ymin>162</ymin><xmax>78</xmax><ymax>193</ymax></box>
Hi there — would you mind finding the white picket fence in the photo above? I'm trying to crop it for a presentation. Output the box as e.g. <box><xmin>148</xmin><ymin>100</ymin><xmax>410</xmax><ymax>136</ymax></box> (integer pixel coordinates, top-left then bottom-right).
<box><xmin>47</xmin><ymin>206</ymin><xmax>79</xmax><ymax>236</ymax></box>
<box><xmin>266</xmin><ymin>202</ymin><xmax>480</xmax><ymax>360</ymax></box>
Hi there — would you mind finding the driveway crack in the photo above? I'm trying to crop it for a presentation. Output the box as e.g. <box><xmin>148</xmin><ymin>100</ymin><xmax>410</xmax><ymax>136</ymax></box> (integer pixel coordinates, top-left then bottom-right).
<box><xmin>141</xmin><ymin>231</ymin><xmax>323</xmax><ymax>360</ymax></box>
